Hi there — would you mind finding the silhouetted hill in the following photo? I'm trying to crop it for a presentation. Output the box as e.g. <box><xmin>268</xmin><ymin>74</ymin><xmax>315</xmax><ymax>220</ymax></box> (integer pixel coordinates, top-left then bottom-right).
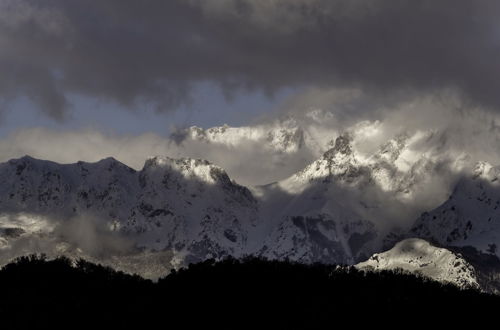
<box><xmin>0</xmin><ymin>255</ymin><xmax>498</xmax><ymax>328</ymax></box>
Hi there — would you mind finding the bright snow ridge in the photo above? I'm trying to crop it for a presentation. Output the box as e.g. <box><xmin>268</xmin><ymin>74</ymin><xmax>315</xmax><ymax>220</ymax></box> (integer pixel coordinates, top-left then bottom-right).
<box><xmin>356</xmin><ymin>238</ymin><xmax>479</xmax><ymax>289</ymax></box>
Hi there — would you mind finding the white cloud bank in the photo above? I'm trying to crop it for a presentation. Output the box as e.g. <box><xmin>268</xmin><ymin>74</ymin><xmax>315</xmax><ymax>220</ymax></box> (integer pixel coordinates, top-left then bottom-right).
<box><xmin>1</xmin><ymin>88</ymin><xmax>500</xmax><ymax>189</ymax></box>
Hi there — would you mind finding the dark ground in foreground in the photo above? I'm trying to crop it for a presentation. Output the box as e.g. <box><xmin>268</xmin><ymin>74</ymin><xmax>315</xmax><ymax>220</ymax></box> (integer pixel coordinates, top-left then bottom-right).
<box><xmin>0</xmin><ymin>255</ymin><xmax>497</xmax><ymax>328</ymax></box>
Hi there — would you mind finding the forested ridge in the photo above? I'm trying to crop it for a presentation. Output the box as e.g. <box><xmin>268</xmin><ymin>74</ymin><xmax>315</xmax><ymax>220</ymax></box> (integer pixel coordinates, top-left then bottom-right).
<box><xmin>0</xmin><ymin>255</ymin><xmax>498</xmax><ymax>328</ymax></box>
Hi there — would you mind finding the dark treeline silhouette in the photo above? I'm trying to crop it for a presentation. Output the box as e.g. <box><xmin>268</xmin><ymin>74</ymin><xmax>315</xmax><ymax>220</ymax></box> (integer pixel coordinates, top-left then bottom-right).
<box><xmin>0</xmin><ymin>255</ymin><xmax>498</xmax><ymax>328</ymax></box>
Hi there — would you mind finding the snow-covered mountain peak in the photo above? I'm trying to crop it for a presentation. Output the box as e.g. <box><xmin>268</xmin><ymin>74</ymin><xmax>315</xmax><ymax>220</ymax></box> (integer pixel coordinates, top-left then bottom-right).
<box><xmin>324</xmin><ymin>134</ymin><xmax>353</xmax><ymax>159</ymax></box>
<box><xmin>172</xmin><ymin>114</ymin><xmax>325</xmax><ymax>157</ymax></box>
<box><xmin>77</xmin><ymin>157</ymin><xmax>136</xmax><ymax>174</ymax></box>
<box><xmin>356</xmin><ymin>238</ymin><xmax>479</xmax><ymax>289</ymax></box>
<box><xmin>94</xmin><ymin>156</ymin><xmax>120</xmax><ymax>166</ymax></box>
<box><xmin>0</xmin><ymin>154</ymin><xmax>262</xmax><ymax>272</ymax></box>
<box><xmin>144</xmin><ymin>155</ymin><xmax>209</xmax><ymax>169</ymax></box>
<box><xmin>374</xmin><ymin>133</ymin><xmax>409</xmax><ymax>163</ymax></box>
<box><xmin>409</xmin><ymin>159</ymin><xmax>500</xmax><ymax>256</ymax></box>
<box><xmin>281</xmin><ymin>133</ymin><xmax>367</xmax><ymax>190</ymax></box>
<box><xmin>143</xmin><ymin>156</ymin><xmax>230</xmax><ymax>185</ymax></box>
<box><xmin>6</xmin><ymin>155</ymin><xmax>134</xmax><ymax>174</ymax></box>
<box><xmin>472</xmin><ymin>161</ymin><xmax>500</xmax><ymax>183</ymax></box>
<box><xmin>285</xmin><ymin>128</ymin><xmax>428</xmax><ymax>191</ymax></box>
<box><xmin>4</xmin><ymin>119</ymin><xmax>500</xmax><ymax>286</ymax></box>
<box><xmin>12</xmin><ymin>155</ymin><xmax>37</xmax><ymax>162</ymax></box>
<box><xmin>178</xmin><ymin>120</ymin><xmax>306</xmax><ymax>154</ymax></box>
<box><xmin>7</xmin><ymin>155</ymin><xmax>53</xmax><ymax>168</ymax></box>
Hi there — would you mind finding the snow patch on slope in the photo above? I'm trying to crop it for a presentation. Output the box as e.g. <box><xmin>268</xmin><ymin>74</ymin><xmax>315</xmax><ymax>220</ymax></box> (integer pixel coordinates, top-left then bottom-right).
<box><xmin>356</xmin><ymin>238</ymin><xmax>479</xmax><ymax>289</ymax></box>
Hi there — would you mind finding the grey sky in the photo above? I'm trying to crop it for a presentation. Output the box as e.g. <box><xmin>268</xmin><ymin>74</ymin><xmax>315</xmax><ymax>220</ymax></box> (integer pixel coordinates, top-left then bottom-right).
<box><xmin>1</xmin><ymin>0</ymin><xmax>500</xmax><ymax>183</ymax></box>
<box><xmin>2</xmin><ymin>0</ymin><xmax>500</xmax><ymax>123</ymax></box>
<box><xmin>0</xmin><ymin>81</ymin><xmax>294</xmax><ymax>137</ymax></box>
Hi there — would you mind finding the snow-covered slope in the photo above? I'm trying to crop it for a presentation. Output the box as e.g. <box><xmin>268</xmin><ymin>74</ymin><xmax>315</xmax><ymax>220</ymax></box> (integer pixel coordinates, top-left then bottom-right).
<box><xmin>182</xmin><ymin>119</ymin><xmax>307</xmax><ymax>154</ymax></box>
<box><xmin>0</xmin><ymin>153</ymin><xmax>381</xmax><ymax>270</ymax></box>
<box><xmin>410</xmin><ymin>161</ymin><xmax>500</xmax><ymax>256</ymax></box>
<box><xmin>0</xmin><ymin>155</ymin><xmax>259</xmax><ymax>273</ymax></box>
<box><xmin>173</xmin><ymin>109</ymin><xmax>344</xmax><ymax>156</ymax></box>
<box><xmin>253</xmin><ymin>129</ymin><xmax>465</xmax><ymax>264</ymax></box>
<box><xmin>168</xmin><ymin>110</ymin><xmax>474</xmax><ymax>194</ymax></box>
<box><xmin>1</xmin><ymin>119</ymin><xmax>500</xmax><ymax>284</ymax></box>
<box><xmin>168</xmin><ymin>115</ymin><xmax>332</xmax><ymax>186</ymax></box>
<box><xmin>259</xmin><ymin>214</ymin><xmax>376</xmax><ymax>265</ymax></box>
<box><xmin>356</xmin><ymin>238</ymin><xmax>479</xmax><ymax>289</ymax></box>
<box><xmin>255</xmin><ymin>135</ymin><xmax>379</xmax><ymax>264</ymax></box>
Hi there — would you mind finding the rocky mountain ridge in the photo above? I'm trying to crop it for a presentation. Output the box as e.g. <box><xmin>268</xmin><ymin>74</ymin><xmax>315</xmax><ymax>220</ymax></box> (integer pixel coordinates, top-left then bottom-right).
<box><xmin>1</xmin><ymin>120</ymin><xmax>500</xmax><ymax>290</ymax></box>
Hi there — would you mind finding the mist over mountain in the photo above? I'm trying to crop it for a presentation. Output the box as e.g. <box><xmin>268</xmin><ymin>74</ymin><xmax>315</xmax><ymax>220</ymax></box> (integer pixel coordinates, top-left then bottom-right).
<box><xmin>2</xmin><ymin>1</ymin><xmax>500</xmax><ymax>324</ymax></box>
<box><xmin>1</xmin><ymin>110</ymin><xmax>500</xmax><ymax>292</ymax></box>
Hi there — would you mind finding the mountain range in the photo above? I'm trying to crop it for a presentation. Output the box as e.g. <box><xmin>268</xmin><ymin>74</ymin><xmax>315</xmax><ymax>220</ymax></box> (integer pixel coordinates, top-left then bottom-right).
<box><xmin>1</xmin><ymin>114</ymin><xmax>500</xmax><ymax>292</ymax></box>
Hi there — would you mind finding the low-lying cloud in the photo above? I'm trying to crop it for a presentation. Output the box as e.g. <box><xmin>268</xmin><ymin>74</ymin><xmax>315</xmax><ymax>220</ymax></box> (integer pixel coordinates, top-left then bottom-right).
<box><xmin>0</xmin><ymin>212</ymin><xmax>133</xmax><ymax>259</ymax></box>
<box><xmin>2</xmin><ymin>88</ymin><xmax>500</xmax><ymax>188</ymax></box>
<box><xmin>0</xmin><ymin>124</ymin><xmax>319</xmax><ymax>186</ymax></box>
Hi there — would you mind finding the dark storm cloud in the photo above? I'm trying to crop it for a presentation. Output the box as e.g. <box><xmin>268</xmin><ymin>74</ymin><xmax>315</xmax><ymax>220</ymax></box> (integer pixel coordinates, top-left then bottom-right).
<box><xmin>0</xmin><ymin>0</ymin><xmax>499</xmax><ymax>118</ymax></box>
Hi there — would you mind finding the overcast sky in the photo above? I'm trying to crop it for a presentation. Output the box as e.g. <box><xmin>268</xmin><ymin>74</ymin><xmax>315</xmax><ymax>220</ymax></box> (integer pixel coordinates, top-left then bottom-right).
<box><xmin>1</xmin><ymin>0</ymin><xmax>500</xmax><ymax>177</ymax></box>
<box><xmin>0</xmin><ymin>81</ymin><xmax>293</xmax><ymax>137</ymax></box>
